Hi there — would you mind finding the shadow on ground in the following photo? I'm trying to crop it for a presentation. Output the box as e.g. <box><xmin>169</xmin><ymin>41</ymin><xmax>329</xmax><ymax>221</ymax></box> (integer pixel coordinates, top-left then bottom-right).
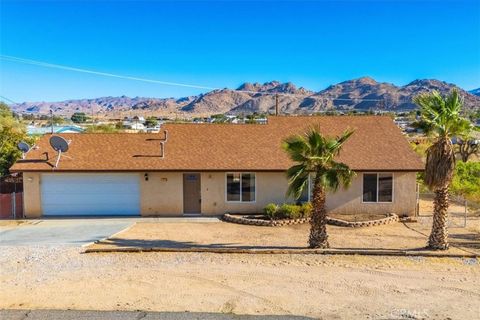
<box><xmin>0</xmin><ymin>309</ymin><xmax>316</xmax><ymax>320</ymax></box>
<box><xmin>103</xmin><ymin>238</ymin><xmax>308</xmax><ymax>250</ymax></box>
<box><xmin>99</xmin><ymin>235</ymin><xmax>479</xmax><ymax>253</ymax></box>
<box><xmin>450</xmin><ymin>233</ymin><xmax>480</xmax><ymax>250</ymax></box>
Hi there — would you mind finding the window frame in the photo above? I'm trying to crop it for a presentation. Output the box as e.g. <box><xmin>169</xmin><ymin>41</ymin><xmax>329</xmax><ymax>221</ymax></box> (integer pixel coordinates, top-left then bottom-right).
<box><xmin>297</xmin><ymin>174</ymin><xmax>312</xmax><ymax>203</ymax></box>
<box><xmin>361</xmin><ymin>172</ymin><xmax>394</xmax><ymax>204</ymax></box>
<box><xmin>225</xmin><ymin>172</ymin><xmax>257</xmax><ymax>203</ymax></box>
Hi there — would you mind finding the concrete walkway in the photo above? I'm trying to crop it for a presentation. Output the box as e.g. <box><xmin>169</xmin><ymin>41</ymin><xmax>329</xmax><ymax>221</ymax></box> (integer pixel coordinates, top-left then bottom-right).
<box><xmin>0</xmin><ymin>217</ymin><xmax>220</xmax><ymax>247</ymax></box>
<box><xmin>0</xmin><ymin>219</ymin><xmax>132</xmax><ymax>246</ymax></box>
<box><xmin>1</xmin><ymin>310</ymin><xmax>313</xmax><ymax>320</ymax></box>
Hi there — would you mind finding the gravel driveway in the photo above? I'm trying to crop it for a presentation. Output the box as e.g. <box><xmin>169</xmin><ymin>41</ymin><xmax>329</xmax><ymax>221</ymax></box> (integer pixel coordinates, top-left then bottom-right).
<box><xmin>0</xmin><ymin>219</ymin><xmax>133</xmax><ymax>246</ymax></box>
<box><xmin>0</xmin><ymin>309</ymin><xmax>312</xmax><ymax>320</ymax></box>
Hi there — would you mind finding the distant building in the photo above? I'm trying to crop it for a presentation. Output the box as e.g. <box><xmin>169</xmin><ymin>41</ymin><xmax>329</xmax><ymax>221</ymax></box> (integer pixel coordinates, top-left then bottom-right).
<box><xmin>122</xmin><ymin>122</ymin><xmax>146</xmax><ymax>131</ymax></box>
<box><xmin>27</xmin><ymin>125</ymin><xmax>85</xmax><ymax>135</ymax></box>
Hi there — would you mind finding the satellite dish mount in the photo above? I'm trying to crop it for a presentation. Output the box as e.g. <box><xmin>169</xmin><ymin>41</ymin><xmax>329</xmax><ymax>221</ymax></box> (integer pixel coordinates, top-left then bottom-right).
<box><xmin>49</xmin><ymin>136</ymin><xmax>71</xmax><ymax>169</ymax></box>
<box><xmin>17</xmin><ymin>141</ymin><xmax>31</xmax><ymax>159</ymax></box>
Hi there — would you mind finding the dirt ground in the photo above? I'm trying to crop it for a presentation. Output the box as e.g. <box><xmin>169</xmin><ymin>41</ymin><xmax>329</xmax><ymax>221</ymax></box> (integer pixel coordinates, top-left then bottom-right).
<box><xmin>88</xmin><ymin>218</ymin><xmax>480</xmax><ymax>256</ymax></box>
<box><xmin>2</xmin><ymin>218</ymin><xmax>479</xmax><ymax>319</ymax></box>
<box><xmin>0</xmin><ymin>245</ymin><xmax>479</xmax><ymax>319</ymax></box>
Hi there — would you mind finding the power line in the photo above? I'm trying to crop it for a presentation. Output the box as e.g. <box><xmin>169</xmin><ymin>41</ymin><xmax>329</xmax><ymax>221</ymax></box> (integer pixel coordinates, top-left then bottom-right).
<box><xmin>1</xmin><ymin>54</ymin><xmax>407</xmax><ymax>103</ymax></box>
<box><xmin>1</xmin><ymin>55</ymin><xmax>218</xmax><ymax>91</ymax></box>
<box><xmin>0</xmin><ymin>95</ymin><xmax>17</xmax><ymax>104</ymax></box>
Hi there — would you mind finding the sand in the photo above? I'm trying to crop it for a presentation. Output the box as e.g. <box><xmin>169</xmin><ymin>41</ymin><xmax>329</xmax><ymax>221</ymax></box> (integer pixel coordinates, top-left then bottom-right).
<box><xmin>2</xmin><ymin>216</ymin><xmax>480</xmax><ymax>319</ymax></box>
<box><xmin>1</xmin><ymin>247</ymin><xmax>479</xmax><ymax>319</ymax></box>
<box><xmin>88</xmin><ymin>219</ymin><xmax>480</xmax><ymax>256</ymax></box>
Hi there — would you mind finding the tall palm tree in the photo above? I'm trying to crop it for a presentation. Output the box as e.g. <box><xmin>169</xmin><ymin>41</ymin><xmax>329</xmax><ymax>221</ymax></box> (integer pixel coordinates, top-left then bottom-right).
<box><xmin>414</xmin><ymin>89</ymin><xmax>472</xmax><ymax>250</ymax></box>
<box><xmin>283</xmin><ymin>127</ymin><xmax>355</xmax><ymax>248</ymax></box>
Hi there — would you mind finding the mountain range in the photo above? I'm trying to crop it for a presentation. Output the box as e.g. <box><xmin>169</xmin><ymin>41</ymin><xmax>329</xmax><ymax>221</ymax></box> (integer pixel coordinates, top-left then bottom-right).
<box><xmin>10</xmin><ymin>77</ymin><xmax>480</xmax><ymax>117</ymax></box>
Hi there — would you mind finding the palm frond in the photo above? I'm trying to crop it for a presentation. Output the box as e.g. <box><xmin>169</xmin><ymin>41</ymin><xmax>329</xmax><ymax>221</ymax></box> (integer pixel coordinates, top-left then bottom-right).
<box><xmin>414</xmin><ymin>89</ymin><xmax>471</xmax><ymax>191</ymax></box>
<box><xmin>283</xmin><ymin>125</ymin><xmax>355</xmax><ymax>198</ymax></box>
<box><xmin>286</xmin><ymin>169</ymin><xmax>310</xmax><ymax>200</ymax></box>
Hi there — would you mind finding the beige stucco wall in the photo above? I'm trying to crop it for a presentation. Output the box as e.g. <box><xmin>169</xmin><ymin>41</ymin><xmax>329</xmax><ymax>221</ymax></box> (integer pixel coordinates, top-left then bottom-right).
<box><xmin>201</xmin><ymin>172</ymin><xmax>291</xmax><ymax>215</ymax></box>
<box><xmin>140</xmin><ymin>172</ymin><xmax>183</xmax><ymax>216</ymax></box>
<box><xmin>201</xmin><ymin>171</ymin><xmax>417</xmax><ymax>216</ymax></box>
<box><xmin>22</xmin><ymin>172</ymin><xmax>42</xmax><ymax>218</ymax></box>
<box><xmin>23</xmin><ymin>171</ymin><xmax>417</xmax><ymax>217</ymax></box>
<box><xmin>326</xmin><ymin>172</ymin><xmax>417</xmax><ymax>216</ymax></box>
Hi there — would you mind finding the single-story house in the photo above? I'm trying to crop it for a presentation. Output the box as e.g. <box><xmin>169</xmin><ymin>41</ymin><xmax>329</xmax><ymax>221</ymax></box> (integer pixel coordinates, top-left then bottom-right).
<box><xmin>11</xmin><ymin>116</ymin><xmax>424</xmax><ymax>218</ymax></box>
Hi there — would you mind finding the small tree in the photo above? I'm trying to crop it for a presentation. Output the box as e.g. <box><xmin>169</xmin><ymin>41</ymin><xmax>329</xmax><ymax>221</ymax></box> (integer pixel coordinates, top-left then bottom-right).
<box><xmin>71</xmin><ymin>112</ymin><xmax>87</xmax><ymax>123</ymax></box>
<box><xmin>145</xmin><ymin>116</ymin><xmax>158</xmax><ymax>128</ymax></box>
<box><xmin>0</xmin><ymin>102</ymin><xmax>32</xmax><ymax>176</ymax></box>
<box><xmin>283</xmin><ymin>127</ymin><xmax>355</xmax><ymax>248</ymax></box>
<box><xmin>85</xmin><ymin>124</ymin><xmax>118</xmax><ymax>133</ymax></box>
<box><xmin>456</xmin><ymin>133</ymin><xmax>479</xmax><ymax>162</ymax></box>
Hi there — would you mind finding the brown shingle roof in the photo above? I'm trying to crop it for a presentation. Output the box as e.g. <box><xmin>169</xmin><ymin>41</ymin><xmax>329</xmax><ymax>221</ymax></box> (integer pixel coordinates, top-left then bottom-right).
<box><xmin>10</xmin><ymin>116</ymin><xmax>424</xmax><ymax>172</ymax></box>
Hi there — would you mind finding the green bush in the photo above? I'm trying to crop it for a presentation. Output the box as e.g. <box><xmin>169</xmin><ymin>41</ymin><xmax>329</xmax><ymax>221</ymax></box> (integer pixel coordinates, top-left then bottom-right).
<box><xmin>263</xmin><ymin>202</ymin><xmax>313</xmax><ymax>220</ymax></box>
<box><xmin>264</xmin><ymin>203</ymin><xmax>279</xmax><ymax>220</ymax></box>
<box><xmin>278</xmin><ymin>204</ymin><xmax>302</xmax><ymax>219</ymax></box>
<box><xmin>300</xmin><ymin>202</ymin><xmax>313</xmax><ymax>218</ymax></box>
<box><xmin>451</xmin><ymin>161</ymin><xmax>480</xmax><ymax>203</ymax></box>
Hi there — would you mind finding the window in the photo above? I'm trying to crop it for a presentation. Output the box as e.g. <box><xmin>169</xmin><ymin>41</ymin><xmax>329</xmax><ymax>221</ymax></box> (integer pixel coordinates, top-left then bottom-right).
<box><xmin>226</xmin><ymin>173</ymin><xmax>255</xmax><ymax>202</ymax></box>
<box><xmin>363</xmin><ymin>174</ymin><xmax>377</xmax><ymax>202</ymax></box>
<box><xmin>297</xmin><ymin>175</ymin><xmax>311</xmax><ymax>203</ymax></box>
<box><xmin>363</xmin><ymin>173</ymin><xmax>393</xmax><ymax>203</ymax></box>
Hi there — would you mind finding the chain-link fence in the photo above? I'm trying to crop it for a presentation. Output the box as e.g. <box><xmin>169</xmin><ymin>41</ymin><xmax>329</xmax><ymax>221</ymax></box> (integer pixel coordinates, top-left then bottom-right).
<box><xmin>0</xmin><ymin>174</ymin><xmax>24</xmax><ymax>219</ymax></box>
<box><xmin>417</xmin><ymin>192</ymin><xmax>471</xmax><ymax>227</ymax></box>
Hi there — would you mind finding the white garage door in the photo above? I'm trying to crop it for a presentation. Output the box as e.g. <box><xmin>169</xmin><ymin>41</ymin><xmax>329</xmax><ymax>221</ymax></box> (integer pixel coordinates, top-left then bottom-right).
<box><xmin>41</xmin><ymin>173</ymin><xmax>140</xmax><ymax>216</ymax></box>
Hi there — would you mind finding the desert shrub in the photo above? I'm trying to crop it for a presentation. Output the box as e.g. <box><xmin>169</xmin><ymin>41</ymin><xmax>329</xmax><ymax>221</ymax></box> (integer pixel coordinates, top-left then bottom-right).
<box><xmin>278</xmin><ymin>203</ymin><xmax>302</xmax><ymax>219</ymax></box>
<box><xmin>451</xmin><ymin>161</ymin><xmax>480</xmax><ymax>203</ymax></box>
<box><xmin>263</xmin><ymin>203</ymin><xmax>312</xmax><ymax>220</ymax></box>
<box><xmin>300</xmin><ymin>202</ymin><xmax>313</xmax><ymax>218</ymax></box>
<box><xmin>264</xmin><ymin>203</ymin><xmax>279</xmax><ymax>220</ymax></box>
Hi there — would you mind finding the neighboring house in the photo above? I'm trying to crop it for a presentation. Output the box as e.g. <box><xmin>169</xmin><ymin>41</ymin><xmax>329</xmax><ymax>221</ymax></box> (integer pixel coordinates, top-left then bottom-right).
<box><xmin>124</xmin><ymin>122</ymin><xmax>146</xmax><ymax>131</ymax></box>
<box><xmin>11</xmin><ymin>116</ymin><xmax>424</xmax><ymax>218</ymax></box>
<box><xmin>27</xmin><ymin>125</ymin><xmax>85</xmax><ymax>135</ymax></box>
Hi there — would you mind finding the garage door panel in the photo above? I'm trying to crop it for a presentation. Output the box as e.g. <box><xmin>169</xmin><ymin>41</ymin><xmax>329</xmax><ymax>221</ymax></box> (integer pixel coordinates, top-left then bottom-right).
<box><xmin>41</xmin><ymin>173</ymin><xmax>140</xmax><ymax>216</ymax></box>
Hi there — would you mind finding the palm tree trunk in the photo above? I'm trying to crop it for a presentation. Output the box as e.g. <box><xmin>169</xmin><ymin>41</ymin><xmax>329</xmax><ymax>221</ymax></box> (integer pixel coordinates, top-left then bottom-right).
<box><xmin>309</xmin><ymin>179</ymin><xmax>329</xmax><ymax>248</ymax></box>
<box><xmin>428</xmin><ymin>187</ymin><xmax>449</xmax><ymax>250</ymax></box>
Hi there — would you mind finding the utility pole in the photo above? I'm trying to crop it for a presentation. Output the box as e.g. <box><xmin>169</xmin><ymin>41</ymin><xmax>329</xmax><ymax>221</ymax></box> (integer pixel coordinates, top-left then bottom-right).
<box><xmin>91</xmin><ymin>104</ymin><xmax>95</xmax><ymax>130</ymax></box>
<box><xmin>50</xmin><ymin>109</ymin><xmax>54</xmax><ymax>134</ymax></box>
<box><xmin>275</xmin><ymin>94</ymin><xmax>279</xmax><ymax>116</ymax></box>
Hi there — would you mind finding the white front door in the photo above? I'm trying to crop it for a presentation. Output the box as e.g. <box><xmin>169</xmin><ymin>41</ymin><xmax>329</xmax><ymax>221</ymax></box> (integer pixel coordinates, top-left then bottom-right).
<box><xmin>41</xmin><ymin>173</ymin><xmax>140</xmax><ymax>216</ymax></box>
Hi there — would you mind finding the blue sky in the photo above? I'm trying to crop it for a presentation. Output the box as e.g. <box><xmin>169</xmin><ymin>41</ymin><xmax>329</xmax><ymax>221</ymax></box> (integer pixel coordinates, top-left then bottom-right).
<box><xmin>0</xmin><ymin>0</ymin><xmax>479</xmax><ymax>102</ymax></box>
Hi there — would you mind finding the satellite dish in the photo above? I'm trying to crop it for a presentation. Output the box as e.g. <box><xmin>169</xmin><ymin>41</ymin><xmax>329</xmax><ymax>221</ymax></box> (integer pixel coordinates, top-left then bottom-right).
<box><xmin>49</xmin><ymin>136</ymin><xmax>69</xmax><ymax>153</ymax></box>
<box><xmin>49</xmin><ymin>136</ymin><xmax>71</xmax><ymax>169</ymax></box>
<box><xmin>17</xmin><ymin>141</ymin><xmax>30</xmax><ymax>153</ymax></box>
<box><xmin>17</xmin><ymin>141</ymin><xmax>31</xmax><ymax>159</ymax></box>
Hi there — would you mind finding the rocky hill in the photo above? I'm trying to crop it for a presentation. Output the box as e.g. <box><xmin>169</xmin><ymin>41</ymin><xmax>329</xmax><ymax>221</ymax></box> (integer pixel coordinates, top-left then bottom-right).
<box><xmin>470</xmin><ymin>88</ymin><xmax>480</xmax><ymax>96</ymax></box>
<box><xmin>10</xmin><ymin>78</ymin><xmax>480</xmax><ymax>117</ymax></box>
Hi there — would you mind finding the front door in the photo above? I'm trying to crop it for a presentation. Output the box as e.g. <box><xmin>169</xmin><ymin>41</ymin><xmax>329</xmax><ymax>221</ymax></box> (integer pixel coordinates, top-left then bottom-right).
<box><xmin>183</xmin><ymin>173</ymin><xmax>201</xmax><ymax>214</ymax></box>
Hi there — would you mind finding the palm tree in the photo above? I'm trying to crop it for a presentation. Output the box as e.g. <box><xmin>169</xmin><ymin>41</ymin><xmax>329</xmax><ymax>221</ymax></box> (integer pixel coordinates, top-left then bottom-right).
<box><xmin>283</xmin><ymin>127</ymin><xmax>355</xmax><ymax>248</ymax></box>
<box><xmin>413</xmin><ymin>89</ymin><xmax>472</xmax><ymax>250</ymax></box>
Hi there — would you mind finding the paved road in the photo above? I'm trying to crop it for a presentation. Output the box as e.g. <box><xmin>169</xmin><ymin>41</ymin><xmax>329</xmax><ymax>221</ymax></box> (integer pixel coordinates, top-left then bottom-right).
<box><xmin>1</xmin><ymin>310</ymin><xmax>314</xmax><ymax>320</ymax></box>
<box><xmin>0</xmin><ymin>219</ymin><xmax>133</xmax><ymax>246</ymax></box>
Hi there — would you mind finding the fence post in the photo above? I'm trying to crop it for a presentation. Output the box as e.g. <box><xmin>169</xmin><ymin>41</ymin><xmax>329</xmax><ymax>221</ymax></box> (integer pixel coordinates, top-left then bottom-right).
<box><xmin>12</xmin><ymin>192</ymin><xmax>16</xmax><ymax>219</ymax></box>
<box><xmin>415</xmin><ymin>183</ymin><xmax>419</xmax><ymax>217</ymax></box>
